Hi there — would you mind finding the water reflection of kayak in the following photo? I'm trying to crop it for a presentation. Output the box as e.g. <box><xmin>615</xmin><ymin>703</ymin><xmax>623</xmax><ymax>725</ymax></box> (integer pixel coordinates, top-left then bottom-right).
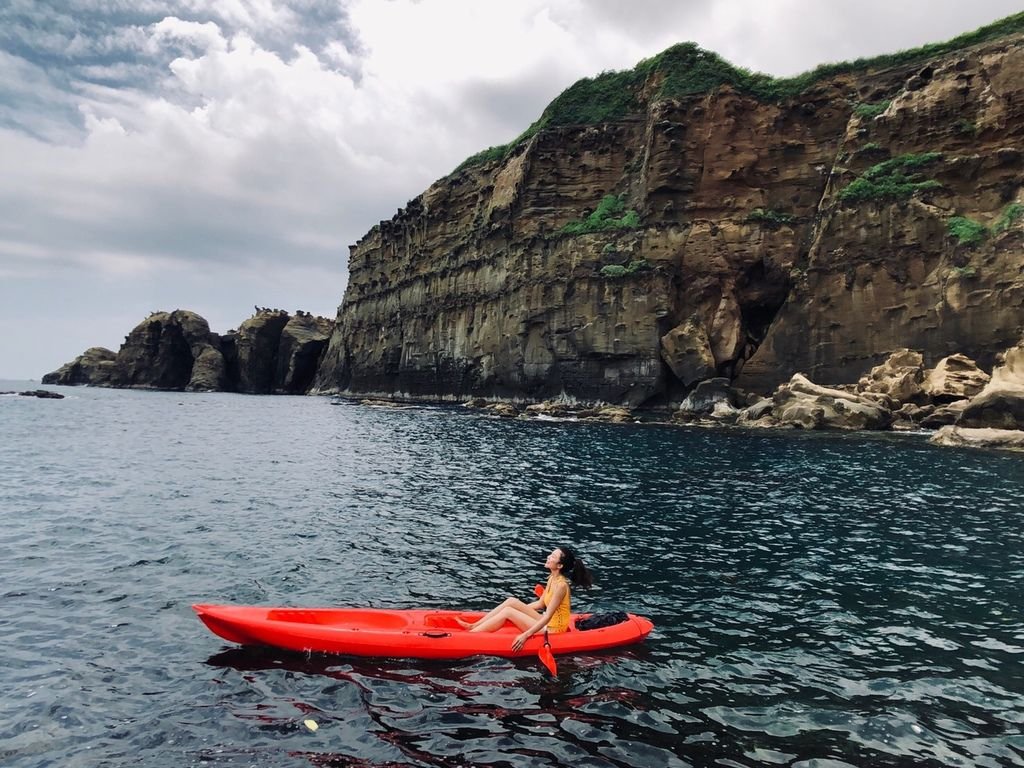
<box><xmin>193</xmin><ymin>604</ymin><xmax>654</xmax><ymax>659</ymax></box>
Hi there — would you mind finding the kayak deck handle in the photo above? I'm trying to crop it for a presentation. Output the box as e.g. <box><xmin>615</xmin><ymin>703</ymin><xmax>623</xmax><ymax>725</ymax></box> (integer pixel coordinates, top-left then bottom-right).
<box><xmin>421</xmin><ymin>631</ymin><xmax>451</xmax><ymax>639</ymax></box>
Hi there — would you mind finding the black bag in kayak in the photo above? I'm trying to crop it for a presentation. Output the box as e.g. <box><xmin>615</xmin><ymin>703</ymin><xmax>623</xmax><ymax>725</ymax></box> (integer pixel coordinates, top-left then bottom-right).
<box><xmin>576</xmin><ymin>611</ymin><xmax>629</xmax><ymax>631</ymax></box>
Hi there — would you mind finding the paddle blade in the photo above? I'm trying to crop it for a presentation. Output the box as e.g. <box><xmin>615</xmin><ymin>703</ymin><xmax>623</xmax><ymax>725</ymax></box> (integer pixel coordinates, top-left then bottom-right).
<box><xmin>533</xmin><ymin>583</ymin><xmax>544</xmax><ymax>598</ymax></box>
<box><xmin>539</xmin><ymin>643</ymin><xmax>557</xmax><ymax>676</ymax></box>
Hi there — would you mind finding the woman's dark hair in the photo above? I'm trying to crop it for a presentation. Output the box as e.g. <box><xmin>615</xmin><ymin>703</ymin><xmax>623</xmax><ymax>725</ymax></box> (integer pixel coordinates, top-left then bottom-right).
<box><xmin>557</xmin><ymin>545</ymin><xmax>594</xmax><ymax>588</ymax></box>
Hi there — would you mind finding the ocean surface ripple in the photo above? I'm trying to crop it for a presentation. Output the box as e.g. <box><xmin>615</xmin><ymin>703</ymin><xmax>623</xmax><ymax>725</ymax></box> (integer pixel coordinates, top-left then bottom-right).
<box><xmin>1</xmin><ymin>385</ymin><xmax>1023</xmax><ymax>767</ymax></box>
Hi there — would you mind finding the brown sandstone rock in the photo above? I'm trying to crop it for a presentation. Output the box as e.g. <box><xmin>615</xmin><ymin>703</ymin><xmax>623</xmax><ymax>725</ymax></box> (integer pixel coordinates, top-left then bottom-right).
<box><xmin>42</xmin><ymin>347</ymin><xmax>117</xmax><ymax>386</ymax></box>
<box><xmin>485</xmin><ymin>403</ymin><xmax>520</xmax><ymax>418</ymax></box>
<box><xmin>524</xmin><ymin>400</ymin><xmax>574</xmax><ymax>417</ymax></box>
<box><xmin>919</xmin><ymin>399</ymin><xmax>970</xmax><ymax>429</ymax></box>
<box><xmin>582</xmin><ymin>406</ymin><xmax>634</xmax><ymax>424</ymax></box>
<box><xmin>923</xmin><ymin>354</ymin><xmax>991</xmax><ymax>403</ymax></box>
<box><xmin>957</xmin><ymin>341</ymin><xmax>1024</xmax><ymax>429</ymax></box>
<box><xmin>737</xmin><ymin>398</ymin><xmax>776</xmax><ymax>425</ymax></box>
<box><xmin>856</xmin><ymin>349</ymin><xmax>925</xmax><ymax>404</ymax></box>
<box><xmin>772</xmin><ymin>373</ymin><xmax>894</xmax><ymax>430</ymax></box>
<box><xmin>929</xmin><ymin>425</ymin><xmax>1024</xmax><ymax>452</ymax></box>
<box><xmin>676</xmin><ymin>378</ymin><xmax>743</xmax><ymax>422</ymax></box>
<box><xmin>660</xmin><ymin>317</ymin><xmax>717</xmax><ymax>388</ymax></box>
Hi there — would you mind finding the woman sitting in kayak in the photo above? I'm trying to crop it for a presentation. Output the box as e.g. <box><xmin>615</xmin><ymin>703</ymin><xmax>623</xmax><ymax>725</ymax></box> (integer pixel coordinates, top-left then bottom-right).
<box><xmin>457</xmin><ymin>545</ymin><xmax>593</xmax><ymax>650</ymax></box>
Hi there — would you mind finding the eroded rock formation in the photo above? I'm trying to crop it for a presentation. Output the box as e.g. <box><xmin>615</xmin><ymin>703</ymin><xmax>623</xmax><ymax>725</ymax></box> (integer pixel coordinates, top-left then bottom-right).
<box><xmin>44</xmin><ymin>309</ymin><xmax>331</xmax><ymax>394</ymax></box>
<box><xmin>114</xmin><ymin>310</ymin><xmax>223</xmax><ymax>391</ymax></box>
<box><xmin>770</xmin><ymin>374</ymin><xmax>894</xmax><ymax>430</ymax></box>
<box><xmin>957</xmin><ymin>340</ymin><xmax>1024</xmax><ymax>429</ymax></box>
<box><xmin>923</xmin><ymin>354</ymin><xmax>990</xmax><ymax>402</ymax></box>
<box><xmin>315</xmin><ymin>20</ymin><xmax>1024</xmax><ymax>405</ymax></box>
<box><xmin>276</xmin><ymin>314</ymin><xmax>334</xmax><ymax>394</ymax></box>
<box><xmin>41</xmin><ymin>347</ymin><xmax>117</xmax><ymax>386</ymax></box>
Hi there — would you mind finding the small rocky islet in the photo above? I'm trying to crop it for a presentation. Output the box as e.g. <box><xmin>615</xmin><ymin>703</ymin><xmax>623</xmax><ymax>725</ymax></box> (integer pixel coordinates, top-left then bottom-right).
<box><xmin>43</xmin><ymin>308</ymin><xmax>332</xmax><ymax>395</ymax></box>
<box><xmin>43</xmin><ymin>15</ymin><xmax>1024</xmax><ymax>451</ymax></box>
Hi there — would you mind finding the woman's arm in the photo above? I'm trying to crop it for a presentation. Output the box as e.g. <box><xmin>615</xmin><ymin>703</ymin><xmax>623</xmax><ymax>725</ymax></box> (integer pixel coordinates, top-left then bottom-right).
<box><xmin>513</xmin><ymin>582</ymin><xmax>567</xmax><ymax>651</ymax></box>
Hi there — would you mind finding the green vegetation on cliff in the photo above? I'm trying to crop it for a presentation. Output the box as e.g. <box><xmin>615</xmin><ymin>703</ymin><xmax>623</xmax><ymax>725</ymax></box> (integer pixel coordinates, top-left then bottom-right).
<box><xmin>600</xmin><ymin>260</ymin><xmax>651</xmax><ymax>278</ymax></box>
<box><xmin>993</xmin><ymin>202</ymin><xmax>1024</xmax><ymax>233</ymax></box>
<box><xmin>746</xmin><ymin>208</ymin><xmax>795</xmax><ymax>228</ymax></box>
<box><xmin>560</xmin><ymin>195</ymin><xmax>641</xmax><ymax>235</ymax></box>
<box><xmin>945</xmin><ymin>203</ymin><xmax>1024</xmax><ymax>246</ymax></box>
<box><xmin>948</xmin><ymin>216</ymin><xmax>989</xmax><ymax>246</ymax></box>
<box><xmin>951</xmin><ymin>265</ymin><xmax>978</xmax><ymax>278</ymax></box>
<box><xmin>453</xmin><ymin>12</ymin><xmax>1024</xmax><ymax>173</ymax></box>
<box><xmin>853</xmin><ymin>100</ymin><xmax>891</xmax><ymax>119</ymax></box>
<box><xmin>838</xmin><ymin>153</ymin><xmax>943</xmax><ymax>204</ymax></box>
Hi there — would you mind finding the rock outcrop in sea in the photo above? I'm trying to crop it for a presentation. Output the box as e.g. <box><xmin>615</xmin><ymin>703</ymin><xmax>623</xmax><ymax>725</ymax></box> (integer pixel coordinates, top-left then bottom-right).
<box><xmin>313</xmin><ymin>15</ymin><xmax>1024</xmax><ymax>408</ymax></box>
<box><xmin>41</xmin><ymin>347</ymin><xmax>117</xmax><ymax>387</ymax></box>
<box><xmin>44</xmin><ymin>309</ymin><xmax>332</xmax><ymax>394</ymax></box>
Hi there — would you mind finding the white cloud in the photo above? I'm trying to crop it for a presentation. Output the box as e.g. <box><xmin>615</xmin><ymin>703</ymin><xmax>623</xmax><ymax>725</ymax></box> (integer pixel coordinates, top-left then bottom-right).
<box><xmin>149</xmin><ymin>16</ymin><xmax>228</xmax><ymax>55</ymax></box>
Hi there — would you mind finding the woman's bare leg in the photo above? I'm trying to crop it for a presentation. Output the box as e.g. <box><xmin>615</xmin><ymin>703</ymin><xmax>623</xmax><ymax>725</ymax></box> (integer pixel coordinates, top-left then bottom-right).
<box><xmin>468</xmin><ymin>603</ymin><xmax>541</xmax><ymax>633</ymax></box>
<box><xmin>458</xmin><ymin>597</ymin><xmax>534</xmax><ymax>630</ymax></box>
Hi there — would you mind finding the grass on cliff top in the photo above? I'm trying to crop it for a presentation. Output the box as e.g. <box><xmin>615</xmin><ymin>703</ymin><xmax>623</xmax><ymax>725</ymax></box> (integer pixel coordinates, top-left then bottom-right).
<box><xmin>453</xmin><ymin>12</ymin><xmax>1024</xmax><ymax>174</ymax></box>
<box><xmin>838</xmin><ymin>152</ymin><xmax>943</xmax><ymax>204</ymax></box>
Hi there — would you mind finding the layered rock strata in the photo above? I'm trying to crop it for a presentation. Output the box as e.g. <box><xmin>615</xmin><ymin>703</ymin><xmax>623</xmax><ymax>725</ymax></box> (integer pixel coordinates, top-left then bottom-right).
<box><xmin>316</xmin><ymin>25</ymin><xmax>1024</xmax><ymax>404</ymax></box>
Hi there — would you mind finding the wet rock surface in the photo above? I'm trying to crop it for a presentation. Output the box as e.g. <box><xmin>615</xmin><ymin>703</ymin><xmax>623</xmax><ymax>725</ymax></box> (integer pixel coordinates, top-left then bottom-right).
<box><xmin>929</xmin><ymin>425</ymin><xmax>1024</xmax><ymax>451</ymax></box>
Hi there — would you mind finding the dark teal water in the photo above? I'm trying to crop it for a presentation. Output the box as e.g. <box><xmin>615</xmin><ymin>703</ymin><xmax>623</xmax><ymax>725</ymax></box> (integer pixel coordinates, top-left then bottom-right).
<box><xmin>2</xmin><ymin>384</ymin><xmax>1023</xmax><ymax>767</ymax></box>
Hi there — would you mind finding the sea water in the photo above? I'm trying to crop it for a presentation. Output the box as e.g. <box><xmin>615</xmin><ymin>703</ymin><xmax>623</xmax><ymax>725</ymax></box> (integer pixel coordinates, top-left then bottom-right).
<box><xmin>1</xmin><ymin>383</ymin><xmax>1023</xmax><ymax>767</ymax></box>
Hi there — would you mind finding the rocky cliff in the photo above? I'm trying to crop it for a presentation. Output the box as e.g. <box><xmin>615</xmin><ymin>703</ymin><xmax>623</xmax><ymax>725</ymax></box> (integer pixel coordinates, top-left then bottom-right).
<box><xmin>45</xmin><ymin>309</ymin><xmax>331</xmax><ymax>394</ymax></box>
<box><xmin>314</xmin><ymin>15</ymin><xmax>1024</xmax><ymax>403</ymax></box>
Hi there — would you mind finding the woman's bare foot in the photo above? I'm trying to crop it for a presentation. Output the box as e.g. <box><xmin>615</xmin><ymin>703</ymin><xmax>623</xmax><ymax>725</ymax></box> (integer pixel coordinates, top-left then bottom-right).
<box><xmin>455</xmin><ymin>616</ymin><xmax>474</xmax><ymax>630</ymax></box>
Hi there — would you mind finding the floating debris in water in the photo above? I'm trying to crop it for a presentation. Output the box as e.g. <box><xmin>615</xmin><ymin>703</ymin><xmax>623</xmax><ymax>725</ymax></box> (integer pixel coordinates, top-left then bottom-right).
<box><xmin>303</xmin><ymin>719</ymin><xmax>319</xmax><ymax>732</ymax></box>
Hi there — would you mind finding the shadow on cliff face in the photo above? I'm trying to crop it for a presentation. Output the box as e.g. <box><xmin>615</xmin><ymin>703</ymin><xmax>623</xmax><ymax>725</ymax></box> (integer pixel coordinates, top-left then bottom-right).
<box><xmin>732</xmin><ymin>260</ymin><xmax>792</xmax><ymax>380</ymax></box>
<box><xmin>115</xmin><ymin>313</ymin><xmax>204</xmax><ymax>390</ymax></box>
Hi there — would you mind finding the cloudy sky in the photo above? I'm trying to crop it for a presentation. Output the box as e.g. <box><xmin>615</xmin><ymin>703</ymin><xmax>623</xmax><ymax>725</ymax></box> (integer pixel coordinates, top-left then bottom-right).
<box><xmin>1</xmin><ymin>1</ymin><xmax>1020</xmax><ymax>379</ymax></box>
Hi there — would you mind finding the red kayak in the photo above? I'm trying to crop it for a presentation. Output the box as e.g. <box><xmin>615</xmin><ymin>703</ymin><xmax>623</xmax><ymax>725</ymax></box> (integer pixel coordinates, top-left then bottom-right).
<box><xmin>193</xmin><ymin>604</ymin><xmax>654</xmax><ymax>660</ymax></box>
